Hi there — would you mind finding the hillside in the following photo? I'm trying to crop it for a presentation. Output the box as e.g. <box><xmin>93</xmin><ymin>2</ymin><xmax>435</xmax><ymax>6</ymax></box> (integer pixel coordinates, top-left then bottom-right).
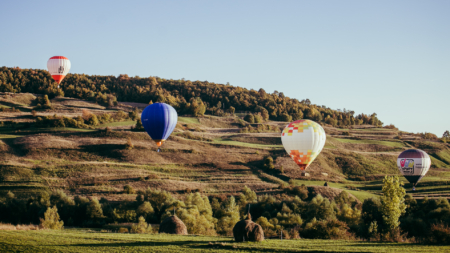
<box><xmin>1</xmin><ymin>92</ymin><xmax>450</xmax><ymax>203</ymax></box>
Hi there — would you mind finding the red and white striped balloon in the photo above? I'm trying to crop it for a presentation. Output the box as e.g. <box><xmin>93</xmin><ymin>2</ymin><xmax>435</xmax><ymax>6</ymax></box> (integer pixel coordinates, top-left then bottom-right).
<box><xmin>47</xmin><ymin>56</ymin><xmax>71</xmax><ymax>85</ymax></box>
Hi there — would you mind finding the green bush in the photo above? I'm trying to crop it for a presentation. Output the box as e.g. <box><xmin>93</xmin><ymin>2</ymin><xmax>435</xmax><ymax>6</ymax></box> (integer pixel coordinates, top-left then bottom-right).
<box><xmin>39</xmin><ymin>206</ymin><xmax>64</xmax><ymax>230</ymax></box>
<box><xmin>244</xmin><ymin>114</ymin><xmax>255</xmax><ymax>123</ymax></box>
<box><xmin>301</xmin><ymin>218</ymin><xmax>350</xmax><ymax>239</ymax></box>
<box><xmin>131</xmin><ymin>216</ymin><xmax>153</xmax><ymax>234</ymax></box>
<box><xmin>124</xmin><ymin>185</ymin><xmax>136</xmax><ymax>194</ymax></box>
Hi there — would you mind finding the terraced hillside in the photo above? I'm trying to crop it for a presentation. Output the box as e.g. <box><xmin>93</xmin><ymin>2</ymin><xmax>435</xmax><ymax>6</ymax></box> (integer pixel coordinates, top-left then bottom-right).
<box><xmin>1</xmin><ymin>92</ymin><xmax>450</xmax><ymax>202</ymax></box>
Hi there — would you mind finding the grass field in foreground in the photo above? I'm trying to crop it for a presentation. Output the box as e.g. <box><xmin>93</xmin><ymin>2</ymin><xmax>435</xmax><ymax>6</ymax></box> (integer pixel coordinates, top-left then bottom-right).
<box><xmin>1</xmin><ymin>229</ymin><xmax>449</xmax><ymax>253</ymax></box>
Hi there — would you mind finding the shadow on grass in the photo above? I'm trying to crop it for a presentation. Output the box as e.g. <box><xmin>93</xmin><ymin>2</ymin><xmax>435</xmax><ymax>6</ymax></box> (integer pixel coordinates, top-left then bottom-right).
<box><xmin>0</xmin><ymin>101</ymin><xmax>33</xmax><ymax>112</ymax></box>
<box><xmin>49</xmin><ymin>240</ymin><xmax>350</xmax><ymax>253</ymax></box>
<box><xmin>78</xmin><ymin>144</ymin><xmax>126</xmax><ymax>160</ymax></box>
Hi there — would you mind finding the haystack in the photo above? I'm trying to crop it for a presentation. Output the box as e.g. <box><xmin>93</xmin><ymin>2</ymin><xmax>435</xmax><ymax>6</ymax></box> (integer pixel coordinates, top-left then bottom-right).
<box><xmin>159</xmin><ymin>215</ymin><xmax>188</xmax><ymax>235</ymax></box>
<box><xmin>232</xmin><ymin>213</ymin><xmax>264</xmax><ymax>242</ymax></box>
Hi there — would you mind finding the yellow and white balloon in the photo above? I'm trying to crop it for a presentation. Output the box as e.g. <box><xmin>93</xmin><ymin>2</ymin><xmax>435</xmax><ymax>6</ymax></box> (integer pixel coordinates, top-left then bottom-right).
<box><xmin>281</xmin><ymin>120</ymin><xmax>326</xmax><ymax>174</ymax></box>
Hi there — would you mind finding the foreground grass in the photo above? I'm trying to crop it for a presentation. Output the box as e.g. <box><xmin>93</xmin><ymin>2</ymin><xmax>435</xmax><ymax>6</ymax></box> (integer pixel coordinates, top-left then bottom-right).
<box><xmin>0</xmin><ymin>229</ymin><xmax>449</xmax><ymax>253</ymax></box>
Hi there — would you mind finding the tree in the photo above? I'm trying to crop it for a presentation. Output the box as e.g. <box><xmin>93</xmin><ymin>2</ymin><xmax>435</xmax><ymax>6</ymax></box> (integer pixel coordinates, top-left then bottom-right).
<box><xmin>228</xmin><ymin>106</ymin><xmax>235</xmax><ymax>114</ymax></box>
<box><xmin>215</xmin><ymin>196</ymin><xmax>240</xmax><ymax>235</ymax></box>
<box><xmin>39</xmin><ymin>206</ymin><xmax>64</xmax><ymax>230</ymax></box>
<box><xmin>443</xmin><ymin>130</ymin><xmax>450</xmax><ymax>142</ymax></box>
<box><xmin>131</xmin><ymin>216</ymin><xmax>152</xmax><ymax>234</ymax></box>
<box><xmin>137</xmin><ymin>201</ymin><xmax>154</xmax><ymax>220</ymax></box>
<box><xmin>175</xmin><ymin>193</ymin><xmax>216</xmax><ymax>235</ymax></box>
<box><xmin>238</xmin><ymin>186</ymin><xmax>257</xmax><ymax>217</ymax></box>
<box><xmin>124</xmin><ymin>184</ymin><xmax>135</xmax><ymax>194</ymax></box>
<box><xmin>135</xmin><ymin>118</ymin><xmax>144</xmax><ymax>130</ymax></box>
<box><xmin>86</xmin><ymin>198</ymin><xmax>105</xmax><ymax>220</ymax></box>
<box><xmin>263</xmin><ymin>156</ymin><xmax>275</xmax><ymax>170</ymax></box>
<box><xmin>244</xmin><ymin>114</ymin><xmax>255</xmax><ymax>123</ymax></box>
<box><xmin>380</xmin><ymin>176</ymin><xmax>406</xmax><ymax>235</ymax></box>
<box><xmin>43</xmin><ymin>95</ymin><xmax>52</xmax><ymax>108</ymax></box>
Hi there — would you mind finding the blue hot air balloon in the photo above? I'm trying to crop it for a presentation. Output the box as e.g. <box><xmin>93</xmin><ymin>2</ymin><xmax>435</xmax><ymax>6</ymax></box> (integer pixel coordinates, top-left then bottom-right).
<box><xmin>141</xmin><ymin>103</ymin><xmax>178</xmax><ymax>152</ymax></box>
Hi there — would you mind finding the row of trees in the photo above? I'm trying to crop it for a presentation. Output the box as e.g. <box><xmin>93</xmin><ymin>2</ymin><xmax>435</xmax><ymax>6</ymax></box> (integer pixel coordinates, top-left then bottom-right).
<box><xmin>0</xmin><ymin>66</ymin><xmax>383</xmax><ymax>127</ymax></box>
<box><xmin>1</xmin><ymin>176</ymin><xmax>449</xmax><ymax>242</ymax></box>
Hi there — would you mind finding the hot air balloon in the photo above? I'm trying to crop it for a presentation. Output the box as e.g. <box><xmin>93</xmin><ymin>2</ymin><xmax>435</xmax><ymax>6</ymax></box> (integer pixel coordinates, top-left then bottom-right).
<box><xmin>141</xmin><ymin>103</ymin><xmax>178</xmax><ymax>152</ymax></box>
<box><xmin>281</xmin><ymin>120</ymin><xmax>326</xmax><ymax>176</ymax></box>
<box><xmin>397</xmin><ymin>149</ymin><xmax>431</xmax><ymax>190</ymax></box>
<box><xmin>47</xmin><ymin>56</ymin><xmax>71</xmax><ymax>88</ymax></box>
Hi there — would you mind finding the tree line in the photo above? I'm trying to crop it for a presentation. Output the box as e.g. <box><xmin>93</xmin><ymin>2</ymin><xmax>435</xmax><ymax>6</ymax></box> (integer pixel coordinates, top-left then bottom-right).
<box><xmin>1</xmin><ymin>176</ymin><xmax>450</xmax><ymax>243</ymax></box>
<box><xmin>0</xmin><ymin>66</ymin><xmax>383</xmax><ymax>127</ymax></box>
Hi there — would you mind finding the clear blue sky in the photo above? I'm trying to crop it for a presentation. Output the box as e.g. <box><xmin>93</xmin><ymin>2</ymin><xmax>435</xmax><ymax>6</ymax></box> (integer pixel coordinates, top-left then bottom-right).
<box><xmin>1</xmin><ymin>0</ymin><xmax>449</xmax><ymax>135</ymax></box>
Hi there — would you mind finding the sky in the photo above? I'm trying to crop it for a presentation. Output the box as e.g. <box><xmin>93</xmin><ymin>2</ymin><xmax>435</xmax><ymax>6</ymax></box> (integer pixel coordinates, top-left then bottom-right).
<box><xmin>1</xmin><ymin>0</ymin><xmax>449</xmax><ymax>135</ymax></box>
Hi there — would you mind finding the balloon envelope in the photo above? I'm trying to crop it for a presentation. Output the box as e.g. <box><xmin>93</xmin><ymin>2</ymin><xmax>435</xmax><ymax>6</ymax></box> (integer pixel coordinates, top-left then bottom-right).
<box><xmin>281</xmin><ymin>120</ymin><xmax>326</xmax><ymax>171</ymax></box>
<box><xmin>397</xmin><ymin>149</ymin><xmax>431</xmax><ymax>185</ymax></box>
<box><xmin>141</xmin><ymin>103</ymin><xmax>178</xmax><ymax>148</ymax></box>
<box><xmin>47</xmin><ymin>56</ymin><xmax>71</xmax><ymax>84</ymax></box>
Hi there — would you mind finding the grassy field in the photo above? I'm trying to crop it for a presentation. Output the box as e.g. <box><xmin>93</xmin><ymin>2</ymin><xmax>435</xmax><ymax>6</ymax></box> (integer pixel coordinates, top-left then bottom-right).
<box><xmin>333</xmin><ymin>138</ymin><xmax>405</xmax><ymax>148</ymax></box>
<box><xmin>0</xmin><ymin>229</ymin><xmax>449</xmax><ymax>253</ymax></box>
<box><xmin>292</xmin><ymin>179</ymin><xmax>380</xmax><ymax>201</ymax></box>
<box><xmin>213</xmin><ymin>137</ymin><xmax>283</xmax><ymax>149</ymax></box>
<box><xmin>96</xmin><ymin>120</ymin><xmax>137</xmax><ymax>128</ymax></box>
<box><xmin>178</xmin><ymin>117</ymin><xmax>200</xmax><ymax>125</ymax></box>
<box><xmin>1</xmin><ymin>93</ymin><xmax>450</xmax><ymax>200</ymax></box>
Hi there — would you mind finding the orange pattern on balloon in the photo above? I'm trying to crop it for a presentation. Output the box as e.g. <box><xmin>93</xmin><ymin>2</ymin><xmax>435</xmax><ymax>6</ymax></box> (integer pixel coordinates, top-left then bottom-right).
<box><xmin>282</xmin><ymin>120</ymin><xmax>322</xmax><ymax>136</ymax></box>
<box><xmin>289</xmin><ymin>150</ymin><xmax>316</xmax><ymax>169</ymax></box>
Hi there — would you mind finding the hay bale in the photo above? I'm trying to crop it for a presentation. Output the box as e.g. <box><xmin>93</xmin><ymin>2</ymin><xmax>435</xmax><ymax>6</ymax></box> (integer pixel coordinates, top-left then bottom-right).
<box><xmin>159</xmin><ymin>215</ymin><xmax>188</xmax><ymax>235</ymax></box>
<box><xmin>233</xmin><ymin>214</ymin><xmax>264</xmax><ymax>242</ymax></box>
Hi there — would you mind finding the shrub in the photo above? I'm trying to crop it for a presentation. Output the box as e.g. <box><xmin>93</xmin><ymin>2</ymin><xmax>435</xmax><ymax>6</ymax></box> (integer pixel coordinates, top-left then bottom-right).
<box><xmin>301</xmin><ymin>218</ymin><xmax>350</xmax><ymax>239</ymax></box>
<box><xmin>291</xmin><ymin>186</ymin><xmax>308</xmax><ymax>200</ymax></box>
<box><xmin>124</xmin><ymin>185</ymin><xmax>136</xmax><ymax>194</ymax></box>
<box><xmin>86</xmin><ymin>198</ymin><xmax>105</xmax><ymax>220</ymax></box>
<box><xmin>290</xmin><ymin>229</ymin><xmax>301</xmax><ymax>239</ymax></box>
<box><xmin>131</xmin><ymin>216</ymin><xmax>153</xmax><ymax>234</ymax></box>
<box><xmin>39</xmin><ymin>206</ymin><xmax>64</xmax><ymax>230</ymax></box>
<box><xmin>263</xmin><ymin>156</ymin><xmax>275</xmax><ymax>170</ymax></box>
<box><xmin>281</xmin><ymin>229</ymin><xmax>290</xmax><ymax>239</ymax></box>
<box><xmin>135</xmin><ymin>118</ymin><xmax>144</xmax><ymax>130</ymax></box>
<box><xmin>428</xmin><ymin>223</ymin><xmax>450</xmax><ymax>244</ymax></box>
<box><xmin>125</xmin><ymin>137</ymin><xmax>134</xmax><ymax>150</ymax></box>
<box><xmin>34</xmin><ymin>95</ymin><xmax>52</xmax><ymax>110</ymax></box>
<box><xmin>244</xmin><ymin>114</ymin><xmax>255</xmax><ymax>123</ymax></box>
<box><xmin>254</xmin><ymin>114</ymin><xmax>263</xmax><ymax>123</ymax></box>
<box><xmin>118</xmin><ymin>227</ymin><xmax>129</xmax><ymax>233</ymax></box>
<box><xmin>125</xmin><ymin>210</ymin><xmax>137</xmax><ymax>222</ymax></box>
<box><xmin>137</xmin><ymin>202</ymin><xmax>154</xmax><ymax>220</ymax></box>
<box><xmin>146</xmin><ymin>174</ymin><xmax>159</xmax><ymax>180</ymax></box>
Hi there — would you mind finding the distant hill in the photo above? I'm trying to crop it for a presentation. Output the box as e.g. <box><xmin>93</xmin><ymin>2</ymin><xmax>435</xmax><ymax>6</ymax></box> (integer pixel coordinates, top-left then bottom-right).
<box><xmin>0</xmin><ymin>66</ymin><xmax>383</xmax><ymax>128</ymax></box>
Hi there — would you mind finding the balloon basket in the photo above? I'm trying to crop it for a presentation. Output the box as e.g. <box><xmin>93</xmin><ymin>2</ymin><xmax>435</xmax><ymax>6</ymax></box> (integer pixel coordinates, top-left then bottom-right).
<box><xmin>300</xmin><ymin>172</ymin><xmax>310</xmax><ymax>177</ymax></box>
